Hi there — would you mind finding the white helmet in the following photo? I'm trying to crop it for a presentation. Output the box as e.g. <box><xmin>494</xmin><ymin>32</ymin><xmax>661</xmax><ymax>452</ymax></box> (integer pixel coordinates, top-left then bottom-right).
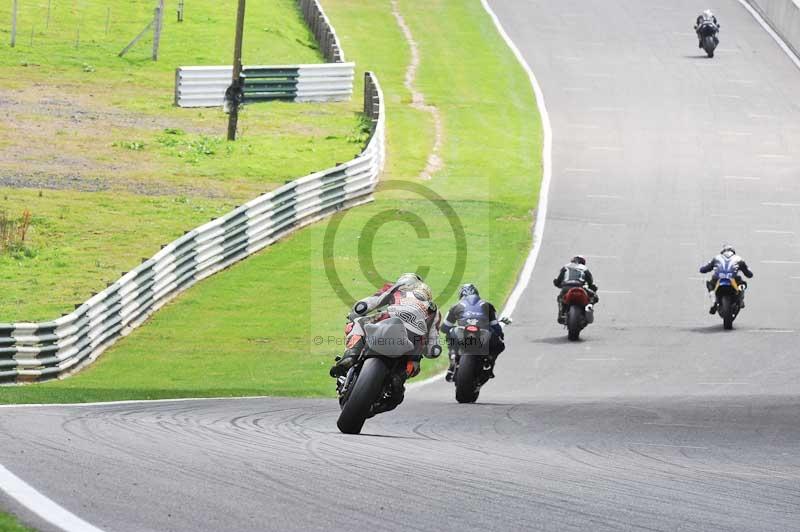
<box><xmin>720</xmin><ymin>243</ymin><xmax>735</xmax><ymax>258</ymax></box>
<box><xmin>703</xmin><ymin>9</ymin><xmax>714</xmax><ymax>18</ymax></box>
<box><xmin>396</xmin><ymin>272</ymin><xmax>423</xmax><ymax>288</ymax></box>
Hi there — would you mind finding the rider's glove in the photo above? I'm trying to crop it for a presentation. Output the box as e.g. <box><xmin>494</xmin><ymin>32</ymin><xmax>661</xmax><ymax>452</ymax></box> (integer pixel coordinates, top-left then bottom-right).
<box><xmin>552</xmin><ymin>279</ymin><xmax>560</xmax><ymax>287</ymax></box>
<box><xmin>406</xmin><ymin>360</ymin><xmax>421</xmax><ymax>378</ymax></box>
<box><xmin>425</xmin><ymin>344</ymin><xmax>442</xmax><ymax>359</ymax></box>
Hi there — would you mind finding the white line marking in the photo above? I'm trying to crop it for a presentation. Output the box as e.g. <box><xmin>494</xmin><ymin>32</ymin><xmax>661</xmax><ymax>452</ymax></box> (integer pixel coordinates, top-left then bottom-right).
<box><xmin>565</xmin><ymin>168</ymin><xmax>599</xmax><ymax>173</ymax></box>
<box><xmin>589</xmin><ymin>146</ymin><xmax>623</xmax><ymax>151</ymax></box>
<box><xmin>587</xmin><ymin>194</ymin><xmax>623</xmax><ymax>199</ymax></box>
<box><xmin>576</xmin><ymin>358</ymin><xmax>622</xmax><ymax>361</ymax></box>
<box><xmin>0</xmin><ymin>395</ymin><xmax>277</xmax><ymax>409</ymax></box>
<box><xmin>585</xmin><ymin>255</ymin><xmax>619</xmax><ymax>259</ymax></box>
<box><xmin>727</xmin><ymin>79</ymin><xmax>757</xmax><ymax>84</ymax></box>
<box><xmin>790</xmin><ymin>276</ymin><xmax>800</xmax><ymax>280</ymax></box>
<box><xmin>628</xmin><ymin>442</ymin><xmax>709</xmax><ymax>450</ymax></box>
<box><xmin>719</xmin><ymin>131</ymin><xmax>752</xmax><ymax>136</ymax></box>
<box><xmin>480</xmin><ymin>0</ymin><xmax>552</xmax><ymax>324</ymax></box>
<box><xmin>0</xmin><ymin>464</ymin><xmax>106</xmax><ymax>532</ymax></box>
<box><xmin>697</xmin><ymin>382</ymin><xmax>750</xmax><ymax>386</ymax></box>
<box><xmin>643</xmin><ymin>423</ymin><xmax>710</xmax><ymax>429</ymax></box>
<box><xmin>762</xmin><ymin>202</ymin><xmax>800</xmax><ymax>207</ymax></box>
<box><xmin>407</xmin><ymin>371</ymin><xmax>445</xmax><ymax>390</ymax></box>
<box><xmin>688</xmin><ymin>276</ymin><xmax>706</xmax><ymax>281</ymax></box>
<box><xmin>755</xmin><ymin>230</ymin><xmax>795</xmax><ymax>235</ymax></box>
<box><xmin>747</xmin><ymin>329</ymin><xmax>795</xmax><ymax>333</ymax></box>
<box><xmin>588</xmin><ymin>222</ymin><xmax>627</xmax><ymax>227</ymax></box>
<box><xmin>718</xmin><ymin>94</ymin><xmax>743</xmax><ymax>99</ymax></box>
<box><xmin>723</xmin><ymin>175</ymin><xmax>760</xmax><ymax>180</ymax></box>
<box><xmin>762</xmin><ymin>260</ymin><xmax>800</xmax><ymax>264</ymax></box>
<box><xmin>599</xmin><ymin>290</ymin><xmax>632</xmax><ymax>294</ymax></box>
<box><xmin>759</xmin><ymin>154</ymin><xmax>791</xmax><ymax>159</ymax></box>
<box><xmin>736</xmin><ymin>0</ymin><xmax>800</xmax><ymax>70</ymax></box>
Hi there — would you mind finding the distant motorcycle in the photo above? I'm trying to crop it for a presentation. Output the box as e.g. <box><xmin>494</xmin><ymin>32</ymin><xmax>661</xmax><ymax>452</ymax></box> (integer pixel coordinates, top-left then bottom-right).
<box><xmin>696</xmin><ymin>20</ymin><xmax>719</xmax><ymax>57</ymax></box>
<box><xmin>560</xmin><ymin>287</ymin><xmax>595</xmax><ymax>341</ymax></box>
<box><xmin>336</xmin><ymin>304</ymin><xmax>434</xmax><ymax>434</ymax></box>
<box><xmin>450</xmin><ymin>320</ymin><xmax>494</xmax><ymax>403</ymax></box>
<box><xmin>710</xmin><ymin>273</ymin><xmax>746</xmax><ymax>330</ymax></box>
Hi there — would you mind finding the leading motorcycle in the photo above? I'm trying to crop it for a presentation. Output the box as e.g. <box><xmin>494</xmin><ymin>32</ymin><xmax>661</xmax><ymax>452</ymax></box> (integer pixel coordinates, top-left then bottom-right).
<box><xmin>697</xmin><ymin>21</ymin><xmax>719</xmax><ymax>58</ymax></box>
<box><xmin>336</xmin><ymin>303</ymin><xmax>435</xmax><ymax>434</ymax></box>
<box><xmin>709</xmin><ymin>273</ymin><xmax>746</xmax><ymax>330</ymax></box>
<box><xmin>560</xmin><ymin>287</ymin><xmax>595</xmax><ymax>341</ymax></box>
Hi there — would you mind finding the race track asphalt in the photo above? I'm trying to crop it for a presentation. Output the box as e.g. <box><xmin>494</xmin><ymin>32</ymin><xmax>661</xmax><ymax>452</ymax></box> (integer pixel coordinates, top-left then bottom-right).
<box><xmin>1</xmin><ymin>1</ymin><xmax>799</xmax><ymax>530</ymax></box>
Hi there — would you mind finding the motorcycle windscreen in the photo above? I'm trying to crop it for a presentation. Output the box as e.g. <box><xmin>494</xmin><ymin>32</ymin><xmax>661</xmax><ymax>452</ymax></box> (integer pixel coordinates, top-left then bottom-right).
<box><xmin>364</xmin><ymin>318</ymin><xmax>417</xmax><ymax>358</ymax></box>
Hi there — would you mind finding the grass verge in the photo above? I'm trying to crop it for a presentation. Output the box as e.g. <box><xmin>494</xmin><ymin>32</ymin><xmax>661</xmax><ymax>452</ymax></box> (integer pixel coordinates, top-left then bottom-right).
<box><xmin>0</xmin><ymin>0</ymin><xmax>366</xmax><ymax>321</ymax></box>
<box><xmin>1</xmin><ymin>0</ymin><xmax>542</xmax><ymax>403</ymax></box>
<box><xmin>0</xmin><ymin>512</ymin><xmax>35</xmax><ymax>532</ymax></box>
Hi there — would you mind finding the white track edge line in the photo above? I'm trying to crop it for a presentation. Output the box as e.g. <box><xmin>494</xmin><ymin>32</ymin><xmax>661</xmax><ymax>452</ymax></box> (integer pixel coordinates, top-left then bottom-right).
<box><xmin>0</xmin><ymin>395</ymin><xmax>278</xmax><ymax>409</ymax></box>
<box><xmin>0</xmin><ymin>464</ymin><xmax>105</xmax><ymax>532</ymax></box>
<box><xmin>480</xmin><ymin>0</ymin><xmax>553</xmax><ymax>322</ymax></box>
<box><xmin>412</xmin><ymin>0</ymin><xmax>554</xmax><ymax>390</ymax></box>
<box><xmin>736</xmin><ymin>0</ymin><xmax>800</xmax><ymax>70</ymax></box>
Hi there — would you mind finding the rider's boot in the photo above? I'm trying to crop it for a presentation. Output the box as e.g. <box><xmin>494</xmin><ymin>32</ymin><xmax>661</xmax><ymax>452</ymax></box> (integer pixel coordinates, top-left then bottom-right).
<box><xmin>709</xmin><ymin>302</ymin><xmax>718</xmax><ymax>315</ymax></box>
<box><xmin>557</xmin><ymin>303</ymin><xmax>566</xmax><ymax>324</ymax></box>
<box><xmin>329</xmin><ymin>336</ymin><xmax>363</xmax><ymax>378</ymax></box>
<box><xmin>445</xmin><ymin>352</ymin><xmax>457</xmax><ymax>382</ymax></box>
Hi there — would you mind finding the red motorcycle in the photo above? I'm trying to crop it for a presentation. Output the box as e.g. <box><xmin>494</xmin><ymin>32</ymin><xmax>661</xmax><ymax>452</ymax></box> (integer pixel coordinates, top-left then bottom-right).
<box><xmin>560</xmin><ymin>287</ymin><xmax>595</xmax><ymax>341</ymax></box>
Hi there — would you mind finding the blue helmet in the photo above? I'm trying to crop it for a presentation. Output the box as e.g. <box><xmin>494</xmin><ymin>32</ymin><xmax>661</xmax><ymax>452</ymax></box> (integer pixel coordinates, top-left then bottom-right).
<box><xmin>459</xmin><ymin>283</ymin><xmax>479</xmax><ymax>299</ymax></box>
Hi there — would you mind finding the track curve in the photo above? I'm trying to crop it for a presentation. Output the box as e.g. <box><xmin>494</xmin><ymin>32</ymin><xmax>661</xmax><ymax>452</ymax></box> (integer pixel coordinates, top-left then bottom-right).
<box><xmin>2</xmin><ymin>0</ymin><xmax>800</xmax><ymax>530</ymax></box>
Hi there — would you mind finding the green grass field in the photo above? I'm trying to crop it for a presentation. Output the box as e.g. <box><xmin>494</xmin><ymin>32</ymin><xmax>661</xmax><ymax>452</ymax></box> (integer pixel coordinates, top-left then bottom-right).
<box><xmin>0</xmin><ymin>512</ymin><xmax>35</xmax><ymax>532</ymax></box>
<box><xmin>0</xmin><ymin>0</ymin><xmax>363</xmax><ymax>321</ymax></box>
<box><xmin>1</xmin><ymin>0</ymin><xmax>542</xmax><ymax>403</ymax></box>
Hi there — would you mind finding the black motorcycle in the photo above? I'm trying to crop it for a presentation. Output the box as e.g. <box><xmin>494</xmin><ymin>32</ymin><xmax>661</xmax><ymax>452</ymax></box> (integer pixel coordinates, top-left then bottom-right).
<box><xmin>697</xmin><ymin>21</ymin><xmax>719</xmax><ymax>58</ymax></box>
<box><xmin>336</xmin><ymin>305</ymin><xmax>435</xmax><ymax>434</ymax></box>
<box><xmin>711</xmin><ymin>277</ymin><xmax>746</xmax><ymax>330</ymax></box>
<box><xmin>449</xmin><ymin>318</ymin><xmax>507</xmax><ymax>403</ymax></box>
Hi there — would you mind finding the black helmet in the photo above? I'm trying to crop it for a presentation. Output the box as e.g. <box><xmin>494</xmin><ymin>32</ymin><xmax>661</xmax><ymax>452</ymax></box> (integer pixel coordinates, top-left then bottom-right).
<box><xmin>571</xmin><ymin>255</ymin><xmax>586</xmax><ymax>265</ymax></box>
<box><xmin>459</xmin><ymin>283</ymin><xmax>479</xmax><ymax>299</ymax></box>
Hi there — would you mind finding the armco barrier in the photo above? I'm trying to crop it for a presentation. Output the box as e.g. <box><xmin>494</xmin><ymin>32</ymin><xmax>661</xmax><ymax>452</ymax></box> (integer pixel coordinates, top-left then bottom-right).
<box><xmin>0</xmin><ymin>72</ymin><xmax>385</xmax><ymax>384</ymax></box>
<box><xmin>175</xmin><ymin>0</ymin><xmax>348</xmax><ymax>108</ymax></box>
<box><xmin>175</xmin><ymin>62</ymin><xmax>355</xmax><ymax>108</ymax></box>
<box><xmin>298</xmin><ymin>0</ymin><xmax>345</xmax><ymax>63</ymax></box>
<box><xmin>745</xmin><ymin>0</ymin><xmax>800</xmax><ymax>59</ymax></box>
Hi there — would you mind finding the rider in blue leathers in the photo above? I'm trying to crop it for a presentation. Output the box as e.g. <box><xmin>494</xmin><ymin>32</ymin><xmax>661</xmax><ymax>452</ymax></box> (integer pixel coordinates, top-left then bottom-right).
<box><xmin>442</xmin><ymin>284</ymin><xmax>505</xmax><ymax>382</ymax></box>
<box><xmin>699</xmin><ymin>244</ymin><xmax>753</xmax><ymax>314</ymax></box>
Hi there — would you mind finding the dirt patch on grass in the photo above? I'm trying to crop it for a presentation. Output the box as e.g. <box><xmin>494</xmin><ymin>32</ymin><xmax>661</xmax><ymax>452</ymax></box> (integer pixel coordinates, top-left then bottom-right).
<box><xmin>0</xmin><ymin>83</ymin><xmax>228</xmax><ymax>197</ymax></box>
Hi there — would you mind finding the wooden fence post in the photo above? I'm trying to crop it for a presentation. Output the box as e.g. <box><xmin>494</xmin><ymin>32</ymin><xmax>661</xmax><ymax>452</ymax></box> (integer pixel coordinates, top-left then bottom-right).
<box><xmin>152</xmin><ymin>0</ymin><xmax>164</xmax><ymax>61</ymax></box>
<box><xmin>10</xmin><ymin>0</ymin><xmax>17</xmax><ymax>48</ymax></box>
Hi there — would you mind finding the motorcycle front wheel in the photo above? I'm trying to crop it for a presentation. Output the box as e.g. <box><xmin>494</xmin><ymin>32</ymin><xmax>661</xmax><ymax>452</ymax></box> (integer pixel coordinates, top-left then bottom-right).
<box><xmin>703</xmin><ymin>35</ymin><xmax>716</xmax><ymax>57</ymax></box>
<box><xmin>337</xmin><ymin>357</ymin><xmax>388</xmax><ymax>434</ymax></box>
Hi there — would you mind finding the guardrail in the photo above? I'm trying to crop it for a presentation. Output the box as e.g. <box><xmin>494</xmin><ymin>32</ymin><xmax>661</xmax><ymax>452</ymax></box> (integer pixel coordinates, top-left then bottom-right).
<box><xmin>744</xmin><ymin>0</ymin><xmax>800</xmax><ymax>60</ymax></box>
<box><xmin>175</xmin><ymin>62</ymin><xmax>355</xmax><ymax>108</ymax></box>
<box><xmin>298</xmin><ymin>0</ymin><xmax>345</xmax><ymax>63</ymax></box>
<box><xmin>0</xmin><ymin>72</ymin><xmax>385</xmax><ymax>385</ymax></box>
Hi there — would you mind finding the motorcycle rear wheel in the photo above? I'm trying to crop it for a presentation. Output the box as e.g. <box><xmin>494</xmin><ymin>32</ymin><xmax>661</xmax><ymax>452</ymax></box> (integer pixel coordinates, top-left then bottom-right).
<box><xmin>720</xmin><ymin>295</ymin><xmax>734</xmax><ymax>330</ymax></box>
<box><xmin>455</xmin><ymin>355</ymin><xmax>481</xmax><ymax>404</ymax></box>
<box><xmin>567</xmin><ymin>305</ymin><xmax>582</xmax><ymax>341</ymax></box>
<box><xmin>337</xmin><ymin>357</ymin><xmax>388</xmax><ymax>434</ymax></box>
